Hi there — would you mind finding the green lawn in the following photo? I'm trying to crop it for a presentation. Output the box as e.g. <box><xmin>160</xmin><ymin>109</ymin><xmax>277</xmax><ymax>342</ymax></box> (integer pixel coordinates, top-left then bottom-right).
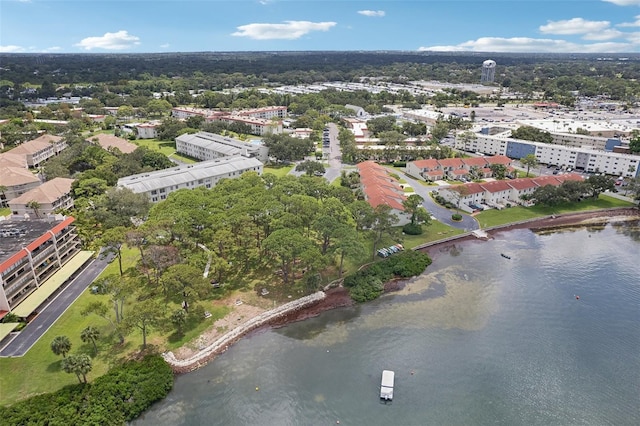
<box><xmin>133</xmin><ymin>139</ymin><xmax>177</xmax><ymax>156</ymax></box>
<box><xmin>475</xmin><ymin>194</ymin><xmax>635</xmax><ymax>228</ymax></box>
<box><xmin>0</xmin><ymin>207</ymin><xmax>10</xmax><ymax>217</ymax></box>
<box><xmin>0</xmin><ymin>245</ymin><xmax>243</xmax><ymax>406</ymax></box>
<box><xmin>263</xmin><ymin>165</ymin><xmax>294</xmax><ymax>177</ymax></box>
<box><xmin>169</xmin><ymin>152</ymin><xmax>198</xmax><ymax>164</ymax></box>
<box><xmin>400</xmin><ymin>221</ymin><xmax>466</xmax><ymax>249</ymax></box>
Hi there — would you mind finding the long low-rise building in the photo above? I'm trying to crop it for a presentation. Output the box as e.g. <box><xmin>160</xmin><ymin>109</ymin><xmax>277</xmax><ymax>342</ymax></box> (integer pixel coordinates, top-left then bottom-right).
<box><xmin>117</xmin><ymin>155</ymin><xmax>263</xmax><ymax>202</ymax></box>
<box><xmin>456</xmin><ymin>133</ymin><xmax>640</xmax><ymax>177</ymax></box>
<box><xmin>176</xmin><ymin>132</ymin><xmax>269</xmax><ymax>163</ymax></box>
<box><xmin>439</xmin><ymin>174</ymin><xmax>585</xmax><ymax>213</ymax></box>
<box><xmin>406</xmin><ymin>155</ymin><xmax>512</xmax><ymax>181</ymax></box>
<box><xmin>0</xmin><ymin>216</ymin><xmax>82</xmax><ymax>316</ymax></box>
<box><xmin>356</xmin><ymin>161</ymin><xmax>408</xmax><ymax>224</ymax></box>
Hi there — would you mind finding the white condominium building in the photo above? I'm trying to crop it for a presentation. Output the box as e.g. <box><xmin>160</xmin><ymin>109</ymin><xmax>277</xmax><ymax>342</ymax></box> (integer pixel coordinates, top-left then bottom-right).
<box><xmin>117</xmin><ymin>155</ymin><xmax>263</xmax><ymax>202</ymax></box>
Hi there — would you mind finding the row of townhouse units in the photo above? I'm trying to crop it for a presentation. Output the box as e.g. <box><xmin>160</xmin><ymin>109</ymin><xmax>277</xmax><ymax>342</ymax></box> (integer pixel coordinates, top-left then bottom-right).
<box><xmin>176</xmin><ymin>132</ymin><xmax>269</xmax><ymax>163</ymax></box>
<box><xmin>0</xmin><ymin>217</ymin><xmax>82</xmax><ymax>314</ymax></box>
<box><xmin>456</xmin><ymin>133</ymin><xmax>640</xmax><ymax>177</ymax></box>
<box><xmin>405</xmin><ymin>155</ymin><xmax>513</xmax><ymax>182</ymax></box>
<box><xmin>356</xmin><ymin>161</ymin><xmax>409</xmax><ymax>225</ymax></box>
<box><xmin>439</xmin><ymin>174</ymin><xmax>585</xmax><ymax>214</ymax></box>
<box><xmin>117</xmin><ymin>155</ymin><xmax>264</xmax><ymax>202</ymax></box>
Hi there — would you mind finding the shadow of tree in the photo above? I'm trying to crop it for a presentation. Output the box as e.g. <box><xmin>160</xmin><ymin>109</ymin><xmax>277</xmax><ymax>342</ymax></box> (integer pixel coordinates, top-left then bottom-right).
<box><xmin>47</xmin><ymin>359</ymin><xmax>62</xmax><ymax>373</ymax></box>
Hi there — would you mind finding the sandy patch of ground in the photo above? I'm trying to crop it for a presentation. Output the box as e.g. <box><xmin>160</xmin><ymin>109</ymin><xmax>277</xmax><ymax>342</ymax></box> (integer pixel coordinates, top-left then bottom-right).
<box><xmin>172</xmin><ymin>300</ymin><xmax>266</xmax><ymax>360</ymax></box>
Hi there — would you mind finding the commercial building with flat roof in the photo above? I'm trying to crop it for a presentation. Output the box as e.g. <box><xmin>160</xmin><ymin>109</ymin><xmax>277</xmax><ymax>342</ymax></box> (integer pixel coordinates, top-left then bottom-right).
<box><xmin>0</xmin><ymin>217</ymin><xmax>82</xmax><ymax>316</ymax></box>
<box><xmin>117</xmin><ymin>155</ymin><xmax>263</xmax><ymax>202</ymax></box>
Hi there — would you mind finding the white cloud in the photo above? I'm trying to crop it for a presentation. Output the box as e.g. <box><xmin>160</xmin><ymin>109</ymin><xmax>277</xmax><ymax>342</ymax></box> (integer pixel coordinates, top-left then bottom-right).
<box><xmin>582</xmin><ymin>28</ymin><xmax>624</xmax><ymax>40</ymax></box>
<box><xmin>418</xmin><ymin>36</ymin><xmax>635</xmax><ymax>53</ymax></box>
<box><xmin>75</xmin><ymin>30</ymin><xmax>140</xmax><ymax>50</ymax></box>
<box><xmin>539</xmin><ymin>18</ymin><xmax>610</xmax><ymax>35</ymax></box>
<box><xmin>44</xmin><ymin>46</ymin><xmax>62</xmax><ymax>52</ymax></box>
<box><xmin>0</xmin><ymin>45</ymin><xmax>25</xmax><ymax>53</ymax></box>
<box><xmin>160</xmin><ymin>43</ymin><xmax>170</xmax><ymax>48</ymax></box>
<box><xmin>618</xmin><ymin>15</ymin><xmax>640</xmax><ymax>27</ymax></box>
<box><xmin>358</xmin><ymin>10</ymin><xmax>385</xmax><ymax>17</ymax></box>
<box><xmin>602</xmin><ymin>0</ymin><xmax>640</xmax><ymax>5</ymax></box>
<box><xmin>231</xmin><ymin>21</ymin><xmax>336</xmax><ymax>40</ymax></box>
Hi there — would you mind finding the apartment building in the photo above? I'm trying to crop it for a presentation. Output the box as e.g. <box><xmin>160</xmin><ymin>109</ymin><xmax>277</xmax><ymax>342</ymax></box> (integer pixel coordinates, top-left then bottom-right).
<box><xmin>8</xmin><ymin>178</ymin><xmax>75</xmax><ymax>216</ymax></box>
<box><xmin>0</xmin><ymin>217</ymin><xmax>82</xmax><ymax>315</ymax></box>
<box><xmin>176</xmin><ymin>132</ymin><xmax>269</xmax><ymax>162</ymax></box>
<box><xmin>219</xmin><ymin>115</ymin><xmax>283</xmax><ymax>135</ymax></box>
<box><xmin>117</xmin><ymin>155</ymin><xmax>263</xmax><ymax>202</ymax></box>
<box><xmin>6</xmin><ymin>134</ymin><xmax>66</xmax><ymax>168</ymax></box>
<box><xmin>87</xmin><ymin>133</ymin><xmax>137</xmax><ymax>154</ymax></box>
<box><xmin>0</xmin><ymin>163</ymin><xmax>41</xmax><ymax>206</ymax></box>
<box><xmin>457</xmin><ymin>134</ymin><xmax>640</xmax><ymax>177</ymax></box>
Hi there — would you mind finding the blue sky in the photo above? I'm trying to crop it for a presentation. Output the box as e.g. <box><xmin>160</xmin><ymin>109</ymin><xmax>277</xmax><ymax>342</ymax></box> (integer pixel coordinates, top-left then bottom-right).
<box><xmin>1</xmin><ymin>0</ymin><xmax>640</xmax><ymax>53</ymax></box>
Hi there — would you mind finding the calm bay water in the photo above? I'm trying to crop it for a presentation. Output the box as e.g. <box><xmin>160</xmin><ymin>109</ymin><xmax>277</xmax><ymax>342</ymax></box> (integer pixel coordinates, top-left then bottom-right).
<box><xmin>136</xmin><ymin>222</ymin><xmax>640</xmax><ymax>426</ymax></box>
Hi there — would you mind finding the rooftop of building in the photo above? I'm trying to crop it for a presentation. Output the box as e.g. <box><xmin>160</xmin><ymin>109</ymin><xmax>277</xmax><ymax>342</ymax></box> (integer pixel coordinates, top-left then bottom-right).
<box><xmin>7</xmin><ymin>134</ymin><xmax>64</xmax><ymax>156</ymax></box>
<box><xmin>0</xmin><ymin>217</ymin><xmax>72</xmax><ymax>268</ymax></box>
<box><xmin>117</xmin><ymin>155</ymin><xmax>263</xmax><ymax>193</ymax></box>
<box><xmin>9</xmin><ymin>177</ymin><xmax>74</xmax><ymax>205</ymax></box>
<box><xmin>0</xmin><ymin>167</ymin><xmax>41</xmax><ymax>187</ymax></box>
<box><xmin>87</xmin><ymin>133</ymin><xmax>138</xmax><ymax>154</ymax></box>
<box><xmin>177</xmin><ymin>132</ymin><xmax>262</xmax><ymax>153</ymax></box>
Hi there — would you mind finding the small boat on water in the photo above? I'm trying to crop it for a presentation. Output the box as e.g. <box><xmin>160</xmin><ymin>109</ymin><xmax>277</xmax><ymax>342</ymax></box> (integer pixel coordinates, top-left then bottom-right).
<box><xmin>500</xmin><ymin>253</ymin><xmax>511</xmax><ymax>259</ymax></box>
<box><xmin>380</xmin><ymin>370</ymin><xmax>395</xmax><ymax>401</ymax></box>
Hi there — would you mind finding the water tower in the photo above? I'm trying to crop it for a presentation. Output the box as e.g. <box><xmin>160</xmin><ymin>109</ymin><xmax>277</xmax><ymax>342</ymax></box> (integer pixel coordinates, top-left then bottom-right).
<box><xmin>481</xmin><ymin>59</ymin><xmax>496</xmax><ymax>83</ymax></box>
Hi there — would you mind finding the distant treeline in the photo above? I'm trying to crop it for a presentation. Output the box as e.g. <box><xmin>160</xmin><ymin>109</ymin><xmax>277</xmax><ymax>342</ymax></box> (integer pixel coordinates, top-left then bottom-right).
<box><xmin>1</xmin><ymin>51</ymin><xmax>639</xmax><ymax>101</ymax></box>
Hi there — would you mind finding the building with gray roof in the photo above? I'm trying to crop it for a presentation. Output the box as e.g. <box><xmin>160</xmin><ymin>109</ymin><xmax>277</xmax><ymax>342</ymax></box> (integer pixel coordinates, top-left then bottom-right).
<box><xmin>117</xmin><ymin>155</ymin><xmax>263</xmax><ymax>202</ymax></box>
<box><xmin>176</xmin><ymin>132</ymin><xmax>269</xmax><ymax>163</ymax></box>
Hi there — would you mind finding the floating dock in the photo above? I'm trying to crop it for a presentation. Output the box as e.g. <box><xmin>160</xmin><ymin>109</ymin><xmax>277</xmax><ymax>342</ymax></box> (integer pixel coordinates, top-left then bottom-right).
<box><xmin>380</xmin><ymin>370</ymin><xmax>395</xmax><ymax>401</ymax></box>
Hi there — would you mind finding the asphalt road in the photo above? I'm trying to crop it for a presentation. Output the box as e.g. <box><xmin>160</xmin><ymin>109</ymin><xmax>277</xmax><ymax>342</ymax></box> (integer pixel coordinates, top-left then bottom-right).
<box><xmin>323</xmin><ymin>123</ymin><xmax>344</xmax><ymax>183</ymax></box>
<box><xmin>398</xmin><ymin>171</ymin><xmax>480</xmax><ymax>231</ymax></box>
<box><xmin>0</xmin><ymin>252</ymin><xmax>114</xmax><ymax>357</ymax></box>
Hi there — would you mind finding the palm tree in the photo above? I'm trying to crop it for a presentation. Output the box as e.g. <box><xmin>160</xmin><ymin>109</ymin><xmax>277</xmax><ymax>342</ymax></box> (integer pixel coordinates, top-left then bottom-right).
<box><xmin>61</xmin><ymin>354</ymin><xmax>92</xmax><ymax>383</ymax></box>
<box><xmin>75</xmin><ymin>354</ymin><xmax>93</xmax><ymax>383</ymax></box>
<box><xmin>61</xmin><ymin>355</ymin><xmax>80</xmax><ymax>383</ymax></box>
<box><xmin>80</xmin><ymin>326</ymin><xmax>100</xmax><ymax>353</ymax></box>
<box><xmin>51</xmin><ymin>335</ymin><xmax>72</xmax><ymax>358</ymax></box>
<box><xmin>0</xmin><ymin>185</ymin><xmax>7</xmax><ymax>208</ymax></box>
<box><xmin>26</xmin><ymin>200</ymin><xmax>41</xmax><ymax>218</ymax></box>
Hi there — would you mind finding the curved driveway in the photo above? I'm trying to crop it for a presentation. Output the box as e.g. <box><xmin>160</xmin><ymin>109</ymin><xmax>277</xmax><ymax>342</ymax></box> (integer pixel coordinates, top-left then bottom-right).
<box><xmin>397</xmin><ymin>171</ymin><xmax>480</xmax><ymax>231</ymax></box>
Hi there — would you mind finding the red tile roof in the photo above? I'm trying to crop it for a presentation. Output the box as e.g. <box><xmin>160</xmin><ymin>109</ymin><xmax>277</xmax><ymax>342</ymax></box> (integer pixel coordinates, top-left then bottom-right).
<box><xmin>412</xmin><ymin>159</ymin><xmax>439</xmax><ymax>170</ymax></box>
<box><xmin>357</xmin><ymin>162</ymin><xmax>406</xmax><ymax>211</ymax></box>
<box><xmin>438</xmin><ymin>158</ymin><xmax>464</xmax><ymax>168</ymax></box>
<box><xmin>461</xmin><ymin>157</ymin><xmax>489</xmax><ymax>167</ymax></box>
<box><xmin>487</xmin><ymin>155</ymin><xmax>512</xmax><ymax>165</ymax></box>
<box><xmin>480</xmin><ymin>180</ymin><xmax>513</xmax><ymax>193</ymax></box>
<box><xmin>507</xmin><ymin>178</ymin><xmax>538</xmax><ymax>191</ymax></box>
